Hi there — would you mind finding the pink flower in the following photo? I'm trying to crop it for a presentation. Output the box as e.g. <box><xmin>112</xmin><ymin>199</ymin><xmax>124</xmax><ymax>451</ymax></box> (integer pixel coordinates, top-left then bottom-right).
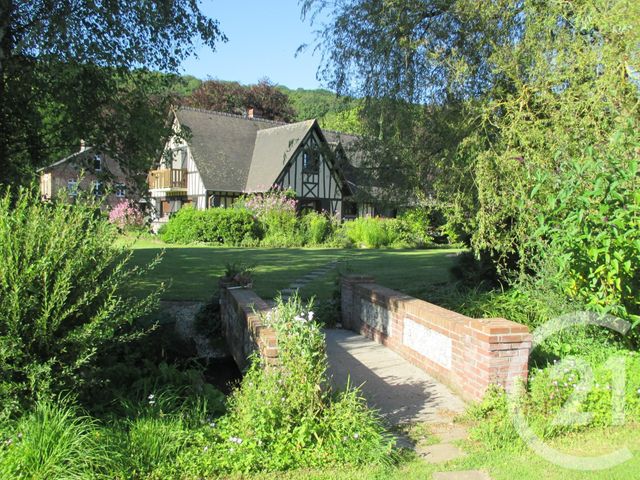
<box><xmin>109</xmin><ymin>200</ymin><xmax>144</xmax><ymax>229</ymax></box>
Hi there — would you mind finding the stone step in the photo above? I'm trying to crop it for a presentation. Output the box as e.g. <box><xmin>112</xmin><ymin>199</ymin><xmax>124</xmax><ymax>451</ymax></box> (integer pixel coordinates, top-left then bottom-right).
<box><xmin>416</xmin><ymin>443</ymin><xmax>466</xmax><ymax>463</ymax></box>
<box><xmin>430</xmin><ymin>423</ymin><xmax>469</xmax><ymax>443</ymax></box>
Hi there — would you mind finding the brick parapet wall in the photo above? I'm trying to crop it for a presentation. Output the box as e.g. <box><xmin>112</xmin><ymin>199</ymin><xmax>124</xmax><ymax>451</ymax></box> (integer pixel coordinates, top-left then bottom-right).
<box><xmin>220</xmin><ymin>286</ymin><xmax>279</xmax><ymax>370</ymax></box>
<box><xmin>341</xmin><ymin>274</ymin><xmax>531</xmax><ymax>402</ymax></box>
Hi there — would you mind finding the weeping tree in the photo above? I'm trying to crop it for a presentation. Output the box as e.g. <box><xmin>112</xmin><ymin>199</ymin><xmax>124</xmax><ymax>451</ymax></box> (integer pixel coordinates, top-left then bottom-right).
<box><xmin>302</xmin><ymin>0</ymin><xmax>640</xmax><ymax>272</ymax></box>
<box><xmin>0</xmin><ymin>0</ymin><xmax>226</xmax><ymax>188</ymax></box>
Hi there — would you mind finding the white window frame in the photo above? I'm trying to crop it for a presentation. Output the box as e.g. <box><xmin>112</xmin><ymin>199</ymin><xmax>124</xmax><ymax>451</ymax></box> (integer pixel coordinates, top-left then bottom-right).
<box><xmin>93</xmin><ymin>181</ymin><xmax>102</xmax><ymax>196</ymax></box>
<box><xmin>94</xmin><ymin>154</ymin><xmax>102</xmax><ymax>172</ymax></box>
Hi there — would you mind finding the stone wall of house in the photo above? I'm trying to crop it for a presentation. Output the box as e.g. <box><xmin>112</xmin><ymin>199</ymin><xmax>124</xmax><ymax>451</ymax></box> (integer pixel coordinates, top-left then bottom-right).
<box><xmin>341</xmin><ymin>274</ymin><xmax>531</xmax><ymax>402</ymax></box>
<box><xmin>41</xmin><ymin>151</ymin><xmax>132</xmax><ymax>208</ymax></box>
<box><xmin>220</xmin><ymin>286</ymin><xmax>278</xmax><ymax>371</ymax></box>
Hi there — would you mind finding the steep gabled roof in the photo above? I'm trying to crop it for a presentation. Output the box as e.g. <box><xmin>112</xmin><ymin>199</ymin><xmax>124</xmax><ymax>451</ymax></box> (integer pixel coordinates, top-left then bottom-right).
<box><xmin>174</xmin><ymin>108</ymin><xmax>283</xmax><ymax>192</ymax></box>
<box><xmin>174</xmin><ymin>108</ymin><xmax>325</xmax><ymax>193</ymax></box>
<box><xmin>245</xmin><ymin>120</ymin><xmax>315</xmax><ymax>192</ymax></box>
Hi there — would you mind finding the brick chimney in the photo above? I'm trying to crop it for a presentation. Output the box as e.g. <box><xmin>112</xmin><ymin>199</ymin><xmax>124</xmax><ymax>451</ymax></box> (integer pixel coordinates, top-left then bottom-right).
<box><xmin>80</xmin><ymin>139</ymin><xmax>87</xmax><ymax>152</ymax></box>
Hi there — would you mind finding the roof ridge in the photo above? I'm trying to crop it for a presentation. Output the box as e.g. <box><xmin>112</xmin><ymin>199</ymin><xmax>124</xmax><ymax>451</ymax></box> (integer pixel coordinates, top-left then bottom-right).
<box><xmin>256</xmin><ymin>118</ymin><xmax>315</xmax><ymax>133</ymax></box>
<box><xmin>176</xmin><ymin>106</ymin><xmax>289</xmax><ymax>126</ymax></box>
<box><xmin>37</xmin><ymin>147</ymin><xmax>95</xmax><ymax>172</ymax></box>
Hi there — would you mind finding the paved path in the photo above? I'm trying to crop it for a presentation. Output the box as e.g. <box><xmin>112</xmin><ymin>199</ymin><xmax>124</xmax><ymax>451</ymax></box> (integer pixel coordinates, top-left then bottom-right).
<box><xmin>325</xmin><ymin>329</ymin><xmax>492</xmax><ymax>479</ymax></box>
<box><xmin>280</xmin><ymin>260</ymin><xmax>338</xmax><ymax>300</ymax></box>
<box><xmin>324</xmin><ymin>329</ymin><xmax>466</xmax><ymax>425</ymax></box>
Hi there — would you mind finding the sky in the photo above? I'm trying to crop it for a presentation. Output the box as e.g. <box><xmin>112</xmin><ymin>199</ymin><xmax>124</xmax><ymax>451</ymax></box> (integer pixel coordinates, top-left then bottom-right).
<box><xmin>180</xmin><ymin>0</ymin><xmax>328</xmax><ymax>90</ymax></box>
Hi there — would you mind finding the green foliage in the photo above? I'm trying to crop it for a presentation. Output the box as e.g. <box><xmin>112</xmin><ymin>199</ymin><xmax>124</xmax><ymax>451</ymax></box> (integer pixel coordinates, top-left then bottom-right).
<box><xmin>343</xmin><ymin>216</ymin><xmax>424</xmax><ymax>248</ymax></box>
<box><xmin>173</xmin><ymin>296</ymin><xmax>395</xmax><ymax>475</ymax></box>
<box><xmin>467</xmin><ymin>353</ymin><xmax>640</xmax><ymax>452</ymax></box>
<box><xmin>160</xmin><ymin>205</ymin><xmax>262</xmax><ymax>245</ymax></box>
<box><xmin>320</xmin><ymin>105</ymin><xmax>366</xmax><ymax>135</ymax></box>
<box><xmin>533</xmin><ymin>129</ymin><xmax>640</xmax><ymax>333</ymax></box>
<box><xmin>1</xmin><ymin>1</ymin><xmax>225</xmax><ymax>187</ymax></box>
<box><xmin>278</xmin><ymin>86</ymin><xmax>360</xmax><ymax>126</ymax></box>
<box><xmin>303</xmin><ymin>0</ymin><xmax>640</xmax><ymax>286</ymax></box>
<box><xmin>0</xmin><ymin>188</ymin><xmax>160</xmax><ymax>417</ymax></box>
<box><xmin>397</xmin><ymin>208</ymin><xmax>433</xmax><ymax>246</ymax></box>
<box><xmin>0</xmin><ymin>398</ymin><xmax>109</xmax><ymax>479</ymax></box>
<box><xmin>125</xmin><ymin>416</ymin><xmax>189</xmax><ymax>478</ymax></box>
<box><xmin>344</xmin><ymin>217</ymin><xmax>392</xmax><ymax>248</ymax></box>
<box><xmin>301</xmin><ymin>211</ymin><xmax>334</xmax><ymax>245</ymax></box>
<box><xmin>160</xmin><ymin>200</ymin><xmax>440</xmax><ymax>249</ymax></box>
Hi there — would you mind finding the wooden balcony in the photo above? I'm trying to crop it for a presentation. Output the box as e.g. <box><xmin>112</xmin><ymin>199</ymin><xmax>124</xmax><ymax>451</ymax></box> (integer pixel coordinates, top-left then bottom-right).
<box><xmin>148</xmin><ymin>168</ymin><xmax>187</xmax><ymax>192</ymax></box>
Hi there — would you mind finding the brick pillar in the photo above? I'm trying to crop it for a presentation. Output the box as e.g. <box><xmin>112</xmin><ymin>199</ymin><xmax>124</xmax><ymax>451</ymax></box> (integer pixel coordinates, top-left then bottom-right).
<box><xmin>340</xmin><ymin>274</ymin><xmax>375</xmax><ymax>330</ymax></box>
<box><xmin>462</xmin><ymin>318</ymin><xmax>532</xmax><ymax>400</ymax></box>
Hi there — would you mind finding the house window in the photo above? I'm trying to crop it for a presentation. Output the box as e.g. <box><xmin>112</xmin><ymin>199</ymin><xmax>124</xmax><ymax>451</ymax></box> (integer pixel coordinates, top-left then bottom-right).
<box><xmin>115</xmin><ymin>183</ymin><xmax>126</xmax><ymax>198</ymax></box>
<box><xmin>173</xmin><ymin>148</ymin><xmax>187</xmax><ymax>169</ymax></box>
<box><xmin>93</xmin><ymin>181</ymin><xmax>103</xmax><ymax>196</ymax></box>
<box><xmin>94</xmin><ymin>155</ymin><xmax>102</xmax><ymax>172</ymax></box>
<box><xmin>67</xmin><ymin>179</ymin><xmax>78</xmax><ymax>197</ymax></box>
<box><xmin>302</xmin><ymin>150</ymin><xmax>319</xmax><ymax>173</ymax></box>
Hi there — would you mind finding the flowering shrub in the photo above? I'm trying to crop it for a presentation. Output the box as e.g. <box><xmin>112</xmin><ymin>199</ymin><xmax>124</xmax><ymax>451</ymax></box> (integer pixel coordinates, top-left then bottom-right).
<box><xmin>108</xmin><ymin>200</ymin><xmax>145</xmax><ymax>231</ymax></box>
<box><xmin>239</xmin><ymin>188</ymin><xmax>301</xmax><ymax>246</ymax></box>
<box><xmin>172</xmin><ymin>295</ymin><xmax>395</xmax><ymax>474</ymax></box>
<box><xmin>240</xmin><ymin>187</ymin><xmax>297</xmax><ymax>219</ymax></box>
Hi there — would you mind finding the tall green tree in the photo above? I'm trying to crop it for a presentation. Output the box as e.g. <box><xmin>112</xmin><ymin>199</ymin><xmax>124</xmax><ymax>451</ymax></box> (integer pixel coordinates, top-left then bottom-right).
<box><xmin>0</xmin><ymin>0</ymin><xmax>225</xmax><ymax>186</ymax></box>
<box><xmin>303</xmin><ymin>0</ymin><xmax>640</xmax><ymax>272</ymax></box>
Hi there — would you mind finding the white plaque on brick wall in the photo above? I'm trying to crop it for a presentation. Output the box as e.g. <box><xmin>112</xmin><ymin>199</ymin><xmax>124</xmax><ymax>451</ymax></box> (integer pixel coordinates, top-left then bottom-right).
<box><xmin>360</xmin><ymin>299</ymin><xmax>392</xmax><ymax>336</ymax></box>
<box><xmin>403</xmin><ymin>318</ymin><xmax>452</xmax><ymax>369</ymax></box>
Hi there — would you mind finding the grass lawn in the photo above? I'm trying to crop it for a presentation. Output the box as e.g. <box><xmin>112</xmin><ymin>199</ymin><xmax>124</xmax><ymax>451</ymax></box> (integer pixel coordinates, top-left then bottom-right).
<box><xmin>125</xmin><ymin>237</ymin><xmax>462</xmax><ymax>302</ymax></box>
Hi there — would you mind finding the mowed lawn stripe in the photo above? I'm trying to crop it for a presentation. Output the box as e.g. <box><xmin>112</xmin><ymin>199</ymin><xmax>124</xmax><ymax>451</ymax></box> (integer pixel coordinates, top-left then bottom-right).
<box><xmin>126</xmin><ymin>240</ymin><xmax>462</xmax><ymax>302</ymax></box>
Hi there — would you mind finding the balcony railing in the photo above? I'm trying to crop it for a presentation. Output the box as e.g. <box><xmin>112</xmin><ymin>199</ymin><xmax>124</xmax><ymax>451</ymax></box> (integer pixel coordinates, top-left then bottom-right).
<box><xmin>148</xmin><ymin>168</ymin><xmax>187</xmax><ymax>191</ymax></box>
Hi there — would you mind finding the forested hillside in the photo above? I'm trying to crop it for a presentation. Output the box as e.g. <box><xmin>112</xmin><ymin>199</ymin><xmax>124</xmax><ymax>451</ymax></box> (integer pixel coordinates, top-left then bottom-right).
<box><xmin>172</xmin><ymin>76</ymin><xmax>364</xmax><ymax>134</ymax></box>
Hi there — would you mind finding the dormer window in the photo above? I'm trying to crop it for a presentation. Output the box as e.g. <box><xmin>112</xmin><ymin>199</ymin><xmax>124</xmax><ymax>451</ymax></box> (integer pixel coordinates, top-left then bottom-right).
<box><xmin>94</xmin><ymin>155</ymin><xmax>102</xmax><ymax>172</ymax></box>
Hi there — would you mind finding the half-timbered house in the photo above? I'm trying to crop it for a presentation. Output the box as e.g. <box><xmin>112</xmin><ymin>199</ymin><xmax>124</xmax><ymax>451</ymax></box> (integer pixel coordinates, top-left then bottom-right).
<box><xmin>148</xmin><ymin>107</ymin><xmax>360</xmax><ymax>228</ymax></box>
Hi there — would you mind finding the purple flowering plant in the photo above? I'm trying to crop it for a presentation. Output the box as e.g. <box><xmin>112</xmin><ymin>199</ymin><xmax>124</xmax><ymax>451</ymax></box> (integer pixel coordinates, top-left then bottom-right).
<box><xmin>108</xmin><ymin>200</ymin><xmax>144</xmax><ymax>231</ymax></box>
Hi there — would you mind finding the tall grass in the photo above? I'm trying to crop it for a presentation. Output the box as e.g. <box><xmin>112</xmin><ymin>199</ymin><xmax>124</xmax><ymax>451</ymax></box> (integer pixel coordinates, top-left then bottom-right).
<box><xmin>343</xmin><ymin>217</ymin><xmax>394</xmax><ymax>248</ymax></box>
<box><xmin>0</xmin><ymin>399</ymin><xmax>109</xmax><ymax>479</ymax></box>
<box><xmin>126</xmin><ymin>416</ymin><xmax>189</xmax><ymax>477</ymax></box>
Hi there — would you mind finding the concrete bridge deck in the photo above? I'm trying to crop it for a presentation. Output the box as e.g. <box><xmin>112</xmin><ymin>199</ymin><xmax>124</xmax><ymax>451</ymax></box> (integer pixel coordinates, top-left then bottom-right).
<box><xmin>325</xmin><ymin>328</ymin><xmax>466</xmax><ymax>425</ymax></box>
